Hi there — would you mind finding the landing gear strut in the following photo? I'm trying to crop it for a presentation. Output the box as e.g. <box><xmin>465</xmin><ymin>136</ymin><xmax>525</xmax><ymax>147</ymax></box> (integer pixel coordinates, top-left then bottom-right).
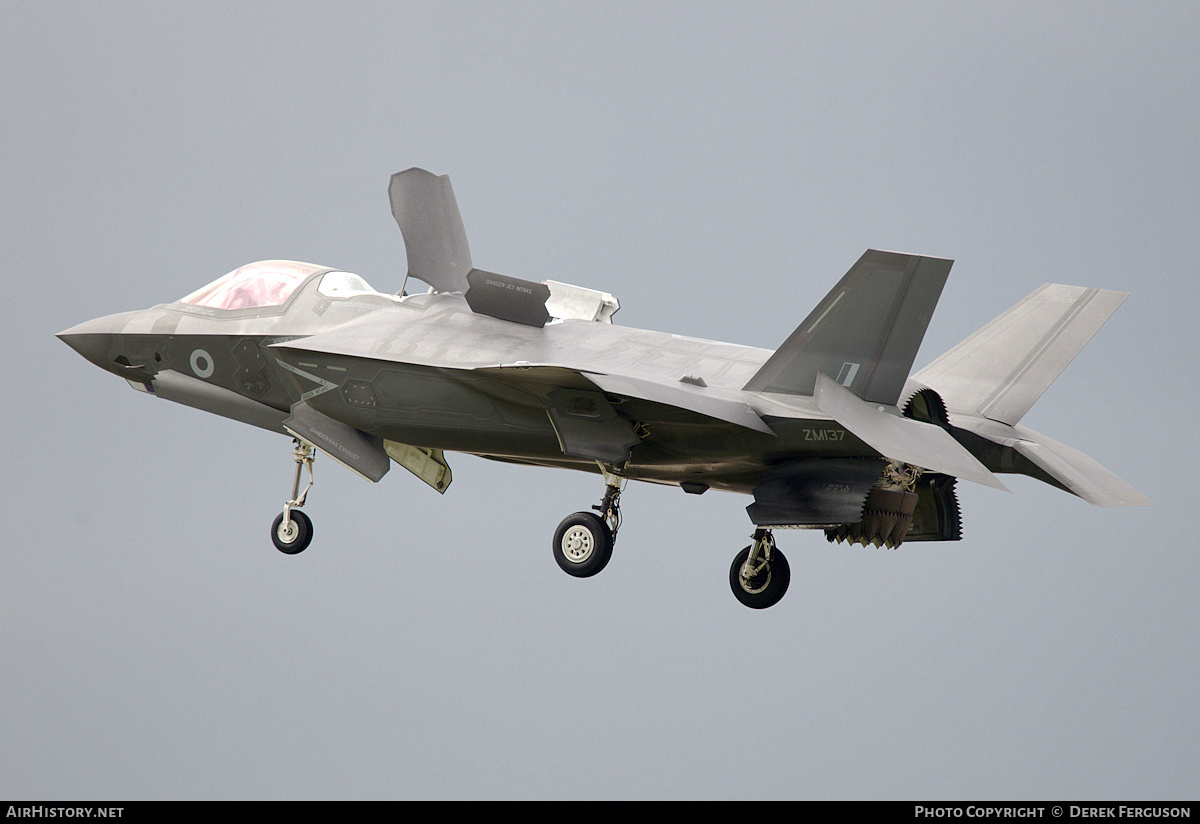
<box><xmin>272</xmin><ymin>439</ymin><xmax>315</xmax><ymax>555</ymax></box>
<box><xmin>730</xmin><ymin>528</ymin><xmax>790</xmax><ymax>609</ymax></box>
<box><xmin>552</xmin><ymin>465</ymin><xmax>623</xmax><ymax>577</ymax></box>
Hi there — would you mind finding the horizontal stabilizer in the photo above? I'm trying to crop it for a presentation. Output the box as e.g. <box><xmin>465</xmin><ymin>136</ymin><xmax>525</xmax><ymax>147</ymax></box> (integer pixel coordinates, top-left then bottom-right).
<box><xmin>283</xmin><ymin>402</ymin><xmax>391</xmax><ymax>483</ymax></box>
<box><xmin>744</xmin><ymin>250</ymin><xmax>952</xmax><ymax>405</ymax></box>
<box><xmin>389</xmin><ymin>168</ymin><xmax>473</xmax><ymax>295</ymax></box>
<box><xmin>914</xmin><ymin>284</ymin><xmax>1128</xmax><ymax>425</ymax></box>
<box><xmin>1012</xmin><ymin>425</ymin><xmax>1153</xmax><ymax>507</ymax></box>
<box><xmin>814</xmin><ymin>372</ymin><xmax>1008</xmax><ymax>491</ymax></box>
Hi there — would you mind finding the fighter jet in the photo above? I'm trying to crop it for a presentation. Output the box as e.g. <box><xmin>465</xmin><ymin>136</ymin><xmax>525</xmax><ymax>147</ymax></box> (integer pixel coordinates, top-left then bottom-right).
<box><xmin>58</xmin><ymin>168</ymin><xmax>1152</xmax><ymax>608</ymax></box>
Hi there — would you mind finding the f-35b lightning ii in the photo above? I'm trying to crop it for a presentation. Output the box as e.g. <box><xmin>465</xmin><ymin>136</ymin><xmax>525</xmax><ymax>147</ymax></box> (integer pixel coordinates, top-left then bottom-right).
<box><xmin>58</xmin><ymin>168</ymin><xmax>1151</xmax><ymax>608</ymax></box>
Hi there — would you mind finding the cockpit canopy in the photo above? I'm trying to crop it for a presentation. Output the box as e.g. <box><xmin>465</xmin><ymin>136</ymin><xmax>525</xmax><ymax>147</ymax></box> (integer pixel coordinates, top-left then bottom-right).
<box><xmin>179</xmin><ymin>260</ymin><xmax>390</xmax><ymax>312</ymax></box>
<box><xmin>180</xmin><ymin>260</ymin><xmax>326</xmax><ymax>310</ymax></box>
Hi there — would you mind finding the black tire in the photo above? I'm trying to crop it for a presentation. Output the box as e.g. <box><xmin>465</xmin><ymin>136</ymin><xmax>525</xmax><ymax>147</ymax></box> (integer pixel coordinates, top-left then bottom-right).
<box><xmin>552</xmin><ymin>511</ymin><xmax>613</xmax><ymax>577</ymax></box>
<box><xmin>729</xmin><ymin>544</ymin><xmax>790</xmax><ymax>609</ymax></box>
<box><xmin>271</xmin><ymin>509</ymin><xmax>313</xmax><ymax>555</ymax></box>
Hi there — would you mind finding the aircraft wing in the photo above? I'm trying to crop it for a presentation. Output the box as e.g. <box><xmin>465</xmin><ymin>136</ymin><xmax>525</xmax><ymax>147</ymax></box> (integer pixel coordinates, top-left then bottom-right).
<box><xmin>271</xmin><ymin>295</ymin><xmax>779</xmax><ymax>437</ymax></box>
<box><xmin>280</xmin><ymin>343</ymin><xmax>776</xmax><ymax>439</ymax></box>
<box><xmin>582</xmin><ymin>372</ymin><xmax>774</xmax><ymax>434</ymax></box>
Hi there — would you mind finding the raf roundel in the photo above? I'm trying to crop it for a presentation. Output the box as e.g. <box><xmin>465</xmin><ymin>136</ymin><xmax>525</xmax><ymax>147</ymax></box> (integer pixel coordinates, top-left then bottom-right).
<box><xmin>190</xmin><ymin>349</ymin><xmax>214</xmax><ymax>379</ymax></box>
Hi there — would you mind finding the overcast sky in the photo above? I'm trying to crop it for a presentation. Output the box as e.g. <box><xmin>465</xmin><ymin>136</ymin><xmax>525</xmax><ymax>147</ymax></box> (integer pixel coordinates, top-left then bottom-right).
<box><xmin>3</xmin><ymin>1</ymin><xmax>1197</xmax><ymax>800</ymax></box>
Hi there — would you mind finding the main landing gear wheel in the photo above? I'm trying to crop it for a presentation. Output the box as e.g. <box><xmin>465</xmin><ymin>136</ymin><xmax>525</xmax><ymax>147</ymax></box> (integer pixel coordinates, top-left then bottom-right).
<box><xmin>730</xmin><ymin>530</ymin><xmax>790</xmax><ymax>609</ymax></box>
<box><xmin>552</xmin><ymin>465</ymin><xmax>624</xmax><ymax>578</ymax></box>
<box><xmin>553</xmin><ymin>512</ymin><xmax>613</xmax><ymax>577</ymax></box>
<box><xmin>272</xmin><ymin>509</ymin><xmax>313</xmax><ymax>555</ymax></box>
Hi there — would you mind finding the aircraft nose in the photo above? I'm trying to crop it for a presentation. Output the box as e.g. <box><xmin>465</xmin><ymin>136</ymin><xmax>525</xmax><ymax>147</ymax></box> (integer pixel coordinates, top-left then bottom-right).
<box><xmin>57</xmin><ymin>312</ymin><xmax>138</xmax><ymax>370</ymax></box>
<box><xmin>58</xmin><ymin>332</ymin><xmax>106</xmax><ymax>367</ymax></box>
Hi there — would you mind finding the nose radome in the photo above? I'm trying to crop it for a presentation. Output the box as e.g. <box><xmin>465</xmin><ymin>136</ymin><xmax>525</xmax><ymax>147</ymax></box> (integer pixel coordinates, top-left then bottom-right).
<box><xmin>57</xmin><ymin>311</ymin><xmax>141</xmax><ymax>369</ymax></box>
<box><xmin>57</xmin><ymin>330</ymin><xmax>109</xmax><ymax>367</ymax></box>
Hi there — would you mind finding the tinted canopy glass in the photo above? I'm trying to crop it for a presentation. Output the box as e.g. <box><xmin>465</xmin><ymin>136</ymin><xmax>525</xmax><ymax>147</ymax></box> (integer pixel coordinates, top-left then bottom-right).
<box><xmin>180</xmin><ymin>260</ymin><xmax>328</xmax><ymax>310</ymax></box>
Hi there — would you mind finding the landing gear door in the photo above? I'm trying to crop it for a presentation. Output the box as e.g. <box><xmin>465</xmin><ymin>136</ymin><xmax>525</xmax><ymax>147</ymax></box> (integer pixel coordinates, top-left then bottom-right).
<box><xmin>282</xmin><ymin>402</ymin><xmax>391</xmax><ymax>483</ymax></box>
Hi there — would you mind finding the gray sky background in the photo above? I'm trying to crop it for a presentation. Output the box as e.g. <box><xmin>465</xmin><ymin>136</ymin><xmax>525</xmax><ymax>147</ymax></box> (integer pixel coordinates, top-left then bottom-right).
<box><xmin>3</xmin><ymin>1</ymin><xmax>1197</xmax><ymax>800</ymax></box>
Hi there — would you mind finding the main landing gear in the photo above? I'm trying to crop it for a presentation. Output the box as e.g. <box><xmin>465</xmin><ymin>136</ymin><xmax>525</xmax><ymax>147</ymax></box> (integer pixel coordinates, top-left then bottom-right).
<box><xmin>552</xmin><ymin>467</ymin><xmax>623</xmax><ymax>578</ymax></box>
<box><xmin>272</xmin><ymin>439</ymin><xmax>315</xmax><ymax>555</ymax></box>
<box><xmin>729</xmin><ymin>528</ymin><xmax>790</xmax><ymax>609</ymax></box>
<box><xmin>551</xmin><ymin>470</ymin><xmax>791</xmax><ymax>608</ymax></box>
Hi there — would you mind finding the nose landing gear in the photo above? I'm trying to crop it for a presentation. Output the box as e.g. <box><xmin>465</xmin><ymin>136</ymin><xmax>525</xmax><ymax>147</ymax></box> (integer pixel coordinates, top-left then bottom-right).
<box><xmin>272</xmin><ymin>439</ymin><xmax>316</xmax><ymax>554</ymax></box>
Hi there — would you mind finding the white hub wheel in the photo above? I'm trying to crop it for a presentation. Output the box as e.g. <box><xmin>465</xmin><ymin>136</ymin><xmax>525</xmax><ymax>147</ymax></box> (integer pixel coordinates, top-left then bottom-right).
<box><xmin>561</xmin><ymin>524</ymin><xmax>595</xmax><ymax>564</ymax></box>
<box><xmin>552</xmin><ymin>512</ymin><xmax>612</xmax><ymax>578</ymax></box>
<box><xmin>277</xmin><ymin>519</ymin><xmax>299</xmax><ymax>543</ymax></box>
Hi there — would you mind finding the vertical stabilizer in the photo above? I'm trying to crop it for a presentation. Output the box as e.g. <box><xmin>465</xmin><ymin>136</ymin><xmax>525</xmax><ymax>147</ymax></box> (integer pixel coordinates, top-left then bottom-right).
<box><xmin>743</xmin><ymin>250</ymin><xmax>952</xmax><ymax>406</ymax></box>
<box><xmin>913</xmin><ymin>284</ymin><xmax>1127</xmax><ymax>425</ymax></box>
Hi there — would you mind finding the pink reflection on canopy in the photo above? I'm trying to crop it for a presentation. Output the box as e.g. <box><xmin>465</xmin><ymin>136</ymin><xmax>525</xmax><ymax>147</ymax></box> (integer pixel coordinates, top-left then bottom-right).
<box><xmin>180</xmin><ymin>261</ymin><xmax>326</xmax><ymax>310</ymax></box>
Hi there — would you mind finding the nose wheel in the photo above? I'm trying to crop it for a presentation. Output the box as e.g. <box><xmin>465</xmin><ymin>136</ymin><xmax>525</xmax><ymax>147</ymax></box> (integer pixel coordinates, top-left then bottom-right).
<box><xmin>272</xmin><ymin>439</ymin><xmax>316</xmax><ymax>555</ymax></box>
<box><xmin>272</xmin><ymin>508</ymin><xmax>313</xmax><ymax>554</ymax></box>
